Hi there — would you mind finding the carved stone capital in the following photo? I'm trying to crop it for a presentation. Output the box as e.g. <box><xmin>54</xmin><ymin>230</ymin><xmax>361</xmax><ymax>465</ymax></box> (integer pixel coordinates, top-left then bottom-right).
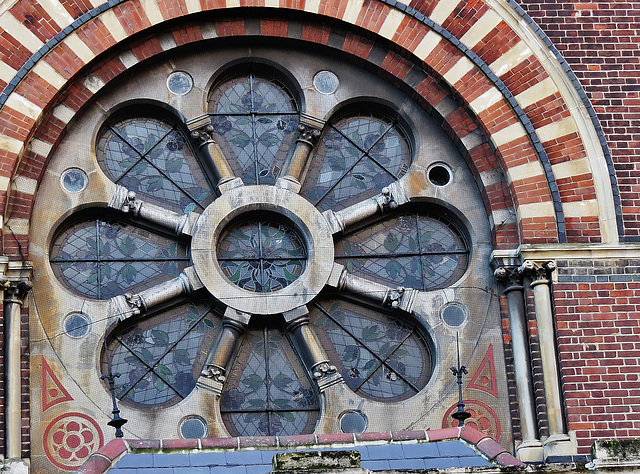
<box><xmin>1</xmin><ymin>279</ymin><xmax>32</xmax><ymax>304</ymax></box>
<box><xmin>123</xmin><ymin>292</ymin><xmax>144</xmax><ymax>316</ymax></box>
<box><xmin>312</xmin><ymin>361</ymin><xmax>342</xmax><ymax>390</ymax></box>
<box><xmin>375</xmin><ymin>186</ymin><xmax>399</xmax><ymax>211</ymax></box>
<box><xmin>519</xmin><ymin>260</ymin><xmax>556</xmax><ymax>286</ymax></box>
<box><xmin>190</xmin><ymin>124</ymin><xmax>216</xmax><ymax>148</ymax></box>
<box><xmin>200</xmin><ymin>364</ymin><xmax>226</xmax><ymax>383</ymax></box>
<box><xmin>493</xmin><ymin>266</ymin><xmax>524</xmax><ymax>292</ymax></box>
<box><xmin>383</xmin><ymin>286</ymin><xmax>417</xmax><ymax>313</ymax></box>
<box><xmin>109</xmin><ymin>186</ymin><xmax>142</xmax><ymax>215</ymax></box>
<box><xmin>296</xmin><ymin>123</ymin><xmax>321</xmax><ymax>146</ymax></box>
<box><xmin>196</xmin><ymin>372</ymin><xmax>224</xmax><ymax>396</ymax></box>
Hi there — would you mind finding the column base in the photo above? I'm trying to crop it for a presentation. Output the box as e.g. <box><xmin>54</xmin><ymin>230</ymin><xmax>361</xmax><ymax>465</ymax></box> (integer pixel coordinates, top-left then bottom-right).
<box><xmin>543</xmin><ymin>433</ymin><xmax>576</xmax><ymax>460</ymax></box>
<box><xmin>516</xmin><ymin>440</ymin><xmax>544</xmax><ymax>463</ymax></box>
<box><xmin>217</xmin><ymin>177</ymin><xmax>243</xmax><ymax>194</ymax></box>
<box><xmin>276</xmin><ymin>176</ymin><xmax>302</xmax><ymax>193</ymax></box>
<box><xmin>3</xmin><ymin>459</ymin><xmax>29</xmax><ymax>474</ymax></box>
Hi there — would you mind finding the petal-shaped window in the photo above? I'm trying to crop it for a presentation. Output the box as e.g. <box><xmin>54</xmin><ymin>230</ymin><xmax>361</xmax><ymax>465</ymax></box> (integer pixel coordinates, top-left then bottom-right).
<box><xmin>207</xmin><ymin>74</ymin><xmax>299</xmax><ymax>185</ymax></box>
<box><xmin>220</xmin><ymin>325</ymin><xmax>320</xmax><ymax>436</ymax></box>
<box><xmin>50</xmin><ymin>217</ymin><xmax>189</xmax><ymax>299</ymax></box>
<box><xmin>301</xmin><ymin>114</ymin><xmax>411</xmax><ymax>211</ymax></box>
<box><xmin>335</xmin><ymin>213</ymin><xmax>469</xmax><ymax>290</ymax></box>
<box><xmin>310</xmin><ymin>299</ymin><xmax>433</xmax><ymax>402</ymax></box>
<box><xmin>97</xmin><ymin>117</ymin><xmax>214</xmax><ymax>214</ymax></box>
<box><xmin>104</xmin><ymin>302</ymin><xmax>221</xmax><ymax>407</ymax></box>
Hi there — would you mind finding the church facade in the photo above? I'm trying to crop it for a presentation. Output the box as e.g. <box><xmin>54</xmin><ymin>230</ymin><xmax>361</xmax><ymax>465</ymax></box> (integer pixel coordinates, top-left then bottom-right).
<box><xmin>0</xmin><ymin>0</ymin><xmax>637</xmax><ymax>471</ymax></box>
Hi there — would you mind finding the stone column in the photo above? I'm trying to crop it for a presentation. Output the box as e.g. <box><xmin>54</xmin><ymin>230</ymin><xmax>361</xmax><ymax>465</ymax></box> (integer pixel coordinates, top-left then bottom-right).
<box><xmin>326</xmin><ymin>263</ymin><xmax>417</xmax><ymax>314</ymax></box>
<box><xmin>188</xmin><ymin>116</ymin><xmax>243</xmax><ymax>194</ymax></box>
<box><xmin>494</xmin><ymin>264</ymin><xmax>543</xmax><ymax>462</ymax></box>
<box><xmin>519</xmin><ymin>260</ymin><xmax>573</xmax><ymax>457</ymax></box>
<box><xmin>277</xmin><ymin>119</ymin><xmax>323</xmax><ymax>193</ymax></box>
<box><xmin>284</xmin><ymin>306</ymin><xmax>342</xmax><ymax>391</ymax></box>
<box><xmin>2</xmin><ymin>277</ymin><xmax>32</xmax><ymax>461</ymax></box>
<box><xmin>197</xmin><ymin>308</ymin><xmax>251</xmax><ymax>396</ymax></box>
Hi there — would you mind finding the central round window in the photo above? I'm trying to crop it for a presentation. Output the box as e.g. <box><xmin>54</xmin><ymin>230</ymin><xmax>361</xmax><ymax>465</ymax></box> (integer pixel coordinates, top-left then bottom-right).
<box><xmin>217</xmin><ymin>218</ymin><xmax>307</xmax><ymax>292</ymax></box>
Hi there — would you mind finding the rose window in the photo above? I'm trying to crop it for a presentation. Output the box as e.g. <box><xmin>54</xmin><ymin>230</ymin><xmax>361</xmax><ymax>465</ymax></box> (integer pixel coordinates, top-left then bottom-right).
<box><xmin>46</xmin><ymin>70</ymin><xmax>470</xmax><ymax>438</ymax></box>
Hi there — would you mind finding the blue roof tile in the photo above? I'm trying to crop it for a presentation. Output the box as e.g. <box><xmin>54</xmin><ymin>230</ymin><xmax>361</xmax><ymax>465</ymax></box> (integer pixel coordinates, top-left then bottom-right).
<box><xmin>114</xmin><ymin>453</ymin><xmax>155</xmax><ymax>468</ymax></box>
<box><xmin>190</xmin><ymin>452</ymin><xmax>227</xmax><ymax>466</ymax></box>
<box><xmin>424</xmin><ymin>457</ymin><xmax>462</xmax><ymax>469</ymax></box>
<box><xmin>174</xmin><ymin>467</ymin><xmax>211</xmax><ymax>474</ymax></box>
<box><xmin>225</xmin><ymin>450</ymin><xmax>264</xmax><ymax>465</ymax></box>
<box><xmin>362</xmin><ymin>443</ymin><xmax>404</xmax><ymax>460</ymax></box>
<box><xmin>361</xmin><ymin>459</ymin><xmax>391</xmax><ymax>470</ymax></box>
<box><xmin>402</xmin><ymin>442</ymin><xmax>440</xmax><ymax>459</ymax></box>
<box><xmin>389</xmin><ymin>458</ymin><xmax>427</xmax><ymax>469</ymax></box>
<box><xmin>437</xmin><ymin>440</ymin><xmax>478</xmax><ymax>457</ymax></box>
<box><xmin>154</xmin><ymin>452</ymin><xmax>190</xmax><ymax>468</ymax></box>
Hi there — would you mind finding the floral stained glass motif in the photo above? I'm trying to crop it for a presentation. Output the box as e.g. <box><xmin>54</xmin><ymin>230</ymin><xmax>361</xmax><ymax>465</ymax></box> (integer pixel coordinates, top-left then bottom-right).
<box><xmin>207</xmin><ymin>74</ymin><xmax>299</xmax><ymax>185</ymax></box>
<box><xmin>220</xmin><ymin>326</ymin><xmax>319</xmax><ymax>436</ymax></box>
<box><xmin>301</xmin><ymin>115</ymin><xmax>411</xmax><ymax>211</ymax></box>
<box><xmin>311</xmin><ymin>299</ymin><xmax>433</xmax><ymax>402</ymax></box>
<box><xmin>217</xmin><ymin>220</ymin><xmax>307</xmax><ymax>292</ymax></box>
<box><xmin>50</xmin><ymin>219</ymin><xmax>189</xmax><ymax>299</ymax></box>
<box><xmin>96</xmin><ymin>117</ymin><xmax>214</xmax><ymax>214</ymax></box>
<box><xmin>105</xmin><ymin>303</ymin><xmax>220</xmax><ymax>407</ymax></box>
<box><xmin>335</xmin><ymin>213</ymin><xmax>468</xmax><ymax>291</ymax></box>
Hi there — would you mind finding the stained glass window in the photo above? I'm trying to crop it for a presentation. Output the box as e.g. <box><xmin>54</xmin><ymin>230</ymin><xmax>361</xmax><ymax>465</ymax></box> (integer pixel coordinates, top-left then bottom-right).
<box><xmin>96</xmin><ymin>117</ymin><xmax>214</xmax><ymax>214</ymax></box>
<box><xmin>50</xmin><ymin>218</ymin><xmax>189</xmax><ymax>299</ymax></box>
<box><xmin>207</xmin><ymin>74</ymin><xmax>299</xmax><ymax>185</ymax></box>
<box><xmin>217</xmin><ymin>219</ymin><xmax>307</xmax><ymax>292</ymax></box>
<box><xmin>310</xmin><ymin>299</ymin><xmax>433</xmax><ymax>402</ymax></box>
<box><xmin>220</xmin><ymin>325</ymin><xmax>319</xmax><ymax>436</ymax></box>
<box><xmin>301</xmin><ymin>114</ymin><xmax>411</xmax><ymax>211</ymax></box>
<box><xmin>335</xmin><ymin>213</ymin><xmax>468</xmax><ymax>291</ymax></box>
<box><xmin>104</xmin><ymin>302</ymin><xmax>220</xmax><ymax>407</ymax></box>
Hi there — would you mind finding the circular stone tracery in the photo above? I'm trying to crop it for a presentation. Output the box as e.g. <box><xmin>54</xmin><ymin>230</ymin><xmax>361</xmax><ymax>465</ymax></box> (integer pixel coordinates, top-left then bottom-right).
<box><xmin>192</xmin><ymin>185</ymin><xmax>335</xmax><ymax>315</ymax></box>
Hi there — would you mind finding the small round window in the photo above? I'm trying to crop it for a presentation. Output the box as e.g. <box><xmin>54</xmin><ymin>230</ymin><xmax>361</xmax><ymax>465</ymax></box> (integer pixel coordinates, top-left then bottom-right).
<box><xmin>217</xmin><ymin>219</ymin><xmax>307</xmax><ymax>292</ymax></box>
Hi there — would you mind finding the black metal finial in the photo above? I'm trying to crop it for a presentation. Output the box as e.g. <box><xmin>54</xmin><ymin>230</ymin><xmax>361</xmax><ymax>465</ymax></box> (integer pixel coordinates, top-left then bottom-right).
<box><xmin>450</xmin><ymin>333</ymin><xmax>471</xmax><ymax>427</ymax></box>
<box><xmin>100</xmin><ymin>372</ymin><xmax>128</xmax><ymax>438</ymax></box>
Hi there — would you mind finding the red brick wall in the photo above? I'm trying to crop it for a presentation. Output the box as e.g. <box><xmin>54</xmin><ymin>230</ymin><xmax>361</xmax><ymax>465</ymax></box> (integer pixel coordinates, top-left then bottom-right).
<box><xmin>519</xmin><ymin>0</ymin><xmax>640</xmax><ymax>241</ymax></box>
<box><xmin>555</xmin><ymin>260</ymin><xmax>640</xmax><ymax>455</ymax></box>
<box><xmin>516</xmin><ymin>0</ymin><xmax>640</xmax><ymax>455</ymax></box>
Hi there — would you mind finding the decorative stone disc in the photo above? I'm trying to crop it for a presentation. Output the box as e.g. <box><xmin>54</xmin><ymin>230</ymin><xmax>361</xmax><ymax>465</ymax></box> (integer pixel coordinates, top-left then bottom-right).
<box><xmin>43</xmin><ymin>413</ymin><xmax>103</xmax><ymax>470</ymax></box>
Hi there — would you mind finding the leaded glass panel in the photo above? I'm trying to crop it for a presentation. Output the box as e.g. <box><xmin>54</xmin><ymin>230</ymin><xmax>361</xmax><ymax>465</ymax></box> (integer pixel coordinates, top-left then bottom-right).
<box><xmin>96</xmin><ymin>117</ymin><xmax>214</xmax><ymax>214</ymax></box>
<box><xmin>50</xmin><ymin>218</ymin><xmax>189</xmax><ymax>299</ymax></box>
<box><xmin>220</xmin><ymin>326</ymin><xmax>319</xmax><ymax>436</ymax></box>
<box><xmin>104</xmin><ymin>303</ymin><xmax>220</xmax><ymax>407</ymax></box>
<box><xmin>310</xmin><ymin>299</ymin><xmax>432</xmax><ymax>402</ymax></box>
<box><xmin>301</xmin><ymin>115</ymin><xmax>411</xmax><ymax>211</ymax></box>
<box><xmin>335</xmin><ymin>213</ymin><xmax>468</xmax><ymax>290</ymax></box>
<box><xmin>208</xmin><ymin>75</ymin><xmax>299</xmax><ymax>185</ymax></box>
<box><xmin>217</xmin><ymin>220</ymin><xmax>307</xmax><ymax>292</ymax></box>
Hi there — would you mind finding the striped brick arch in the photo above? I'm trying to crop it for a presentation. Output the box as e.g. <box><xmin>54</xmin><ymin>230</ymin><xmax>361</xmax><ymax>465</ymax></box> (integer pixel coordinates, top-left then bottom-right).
<box><xmin>0</xmin><ymin>0</ymin><xmax>620</xmax><ymax>259</ymax></box>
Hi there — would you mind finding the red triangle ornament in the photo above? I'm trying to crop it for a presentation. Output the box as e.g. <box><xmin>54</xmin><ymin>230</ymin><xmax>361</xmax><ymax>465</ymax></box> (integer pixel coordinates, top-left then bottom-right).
<box><xmin>467</xmin><ymin>343</ymin><xmax>498</xmax><ymax>398</ymax></box>
<box><xmin>42</xmin><ymin>357</ymin><xmax>74</xmax><ymax>412</ymax></box>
